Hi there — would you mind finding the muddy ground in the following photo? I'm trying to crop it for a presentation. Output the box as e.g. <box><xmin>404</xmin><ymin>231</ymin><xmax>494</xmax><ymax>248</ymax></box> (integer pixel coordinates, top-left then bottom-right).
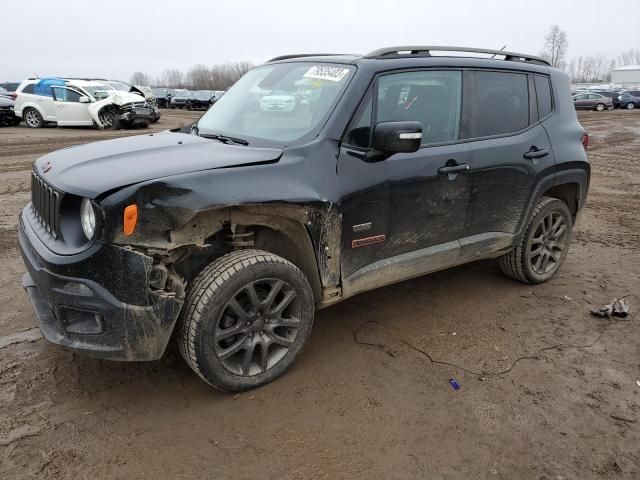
<box><xmin>1</xmin><ymin>109</ymin><xmax>639</xmax><ymax>479</ymax></box>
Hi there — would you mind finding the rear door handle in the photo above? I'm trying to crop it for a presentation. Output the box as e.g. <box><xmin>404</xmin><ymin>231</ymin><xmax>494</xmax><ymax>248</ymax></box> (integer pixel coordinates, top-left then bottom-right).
<box><xmin>523</xmin><ymin>148</ymin><xmax>549</xmax><ymax>159</ymax></box>
<box><xmin>438</xmin><ymin>163</ymin><xmax>470</xmax><ymax>175</ymax></box>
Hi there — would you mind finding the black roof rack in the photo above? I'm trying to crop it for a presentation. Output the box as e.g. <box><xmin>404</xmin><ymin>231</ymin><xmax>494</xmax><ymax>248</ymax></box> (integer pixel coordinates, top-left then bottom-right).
<box><xmin>267</xmin><ymin>53</ymin><xmax>343</xmax><ymax>62</ymax></box>
<box><xmin>365</xmin><ymin>46</ymin><xmax>550</xmax><ymax>66</ymax></box>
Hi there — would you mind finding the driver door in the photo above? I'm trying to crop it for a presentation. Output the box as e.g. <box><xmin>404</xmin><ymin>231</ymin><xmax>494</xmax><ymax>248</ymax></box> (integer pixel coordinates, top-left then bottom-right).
<box><xmin>51</xmin><ymin>87</ymin><xmax>94</xmax><ymax>126</ymax></box>
<box><xmin>338</xmin><ymin>69</ymin><xmax>472</xmax><ymax>293</ymax></box>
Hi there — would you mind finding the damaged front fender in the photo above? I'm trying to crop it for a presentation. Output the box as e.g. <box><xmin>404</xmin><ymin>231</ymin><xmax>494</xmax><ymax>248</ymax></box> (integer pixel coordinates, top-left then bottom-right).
<box><xmin>88</xmin><ymin>91</ymin><xmax>153</xmax><ymax>128</ymax></box>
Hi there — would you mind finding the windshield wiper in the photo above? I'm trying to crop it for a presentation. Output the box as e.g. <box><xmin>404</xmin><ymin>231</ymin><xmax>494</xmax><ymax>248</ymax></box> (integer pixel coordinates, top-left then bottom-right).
<box><xmin>199</xmin><ymin>132</ymin><xmax>249</xmax><ymax>146</ymax></box>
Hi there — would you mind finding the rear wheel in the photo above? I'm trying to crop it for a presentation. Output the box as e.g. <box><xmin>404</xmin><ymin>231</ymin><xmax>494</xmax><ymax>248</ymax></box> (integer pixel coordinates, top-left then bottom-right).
<box><xmin>626</xmin><ymin>103</ymin><xmax>635</xmax><ymax>110</ymax></box>
<box><xmin>595</xmin><ymin>103</ymin><xmax>605</xmax><ymax>111</ymax></box>
<box><xmin>97</xmin><ymin>110</ymin><xmax>119</xmax><ymax>130</ymax></box>
<box><xmin>499</xmin><ymin>197</ymin><xmax>573</xmax><ymax>284</ymax></box>
<box><xmin>23</xmin><ymin>108</ymin><xmax>44</xmax><ymax>128</ymax></box>
<box><xmin>178</xmin><ymin>250</ymin><xmax>315</xmax><ymax>391</ymax></box>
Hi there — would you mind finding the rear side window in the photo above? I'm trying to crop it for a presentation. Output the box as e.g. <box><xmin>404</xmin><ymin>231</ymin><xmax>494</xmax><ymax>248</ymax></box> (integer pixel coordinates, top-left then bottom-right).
<box><xmin>21</xmin><ymin>84</ymin><xmax>35</xmax><ymax>94</ymax></box>
<box><xmin>472</xmin><ymin>71</ymin><xmax>529</xmax><ymax>137</ymax></box>
<box><xmin>534</xmin><ymin>75</ymin><xmax>553</xmax><ymax>118</ymax></box>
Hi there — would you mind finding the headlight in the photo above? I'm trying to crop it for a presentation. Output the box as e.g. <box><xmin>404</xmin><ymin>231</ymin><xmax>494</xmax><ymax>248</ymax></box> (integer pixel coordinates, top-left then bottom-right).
<box><xmin>80</xmin><ymin>198</ymin><xmax>96</xmax><ymax>240</ymax></box>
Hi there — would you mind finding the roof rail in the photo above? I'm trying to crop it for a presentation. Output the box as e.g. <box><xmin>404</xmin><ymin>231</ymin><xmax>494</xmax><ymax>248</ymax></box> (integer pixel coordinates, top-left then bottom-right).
<box><xmin>267</xmin><ymin>53</ymin><xmax>342</xmax><ymax>62</ymax></box>
<box><xmin>27</xmin><ymin>77</ymin><xmax>110</xmax><ymax>81</ymax></box>
<box><xmin>365</xmin><ymin>46</ymin><xmax>550</xmax><ymax>66</ymax></box>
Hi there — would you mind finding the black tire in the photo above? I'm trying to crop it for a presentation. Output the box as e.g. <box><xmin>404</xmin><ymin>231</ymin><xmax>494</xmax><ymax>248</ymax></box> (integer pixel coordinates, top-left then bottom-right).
<box><xmin>626</xmin><ymin>103</ymin><xmax>635</xmax><ymax>110</ymax></box>
<box><xmin>499</xmin><ymin>197</ymin><xmax>573</xmax><ymax>284</ymax></box>
<box><xmin>595</xmin><ymin>103</ymin><xmax>605</xmax><ymax>111</ymax></box>
<box><xmin>178</xmin><ymin>249</ymin><xmax>315</xmax><ymax>391</ymax></box>
<box><xmin>23</xmin><ymin>108</ymin><xmax>44</xmax><ymax>128</ymax></box>
<box><xmin>97</xmin><ymin>110</ymin><xmax>119</xmax><ymax>130</ymax></box>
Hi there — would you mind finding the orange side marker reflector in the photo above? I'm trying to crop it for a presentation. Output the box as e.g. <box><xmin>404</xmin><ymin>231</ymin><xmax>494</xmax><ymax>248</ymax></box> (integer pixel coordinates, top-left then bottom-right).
<box><xmin>123</xmin><ymin>204</ymin><xmax>138</xmax><ymax>236</ymax></box>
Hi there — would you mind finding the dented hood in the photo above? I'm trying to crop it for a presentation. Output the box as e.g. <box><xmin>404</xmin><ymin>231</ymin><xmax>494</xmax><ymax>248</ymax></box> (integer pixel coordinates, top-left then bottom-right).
<box><xmin>33</xmin><ymin>131</ymin><xmax>283</xmax><ymax>198</ymax></box>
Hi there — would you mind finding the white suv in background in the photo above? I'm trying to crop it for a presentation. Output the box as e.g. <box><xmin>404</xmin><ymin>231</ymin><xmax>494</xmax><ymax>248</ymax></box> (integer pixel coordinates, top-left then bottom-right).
<box><xmin>14</xmin><ymin>79</ymin><xmax>153</xmax><ymax>129</ymax></box>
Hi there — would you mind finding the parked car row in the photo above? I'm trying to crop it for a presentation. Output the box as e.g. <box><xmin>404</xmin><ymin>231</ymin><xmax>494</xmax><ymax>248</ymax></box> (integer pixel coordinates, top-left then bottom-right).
<box><xmin>0</xmin><ymin>78</ymin><xmax>161</xmax><ymax>129</ymax></box>
<box><xmin>0</xmin><ymin>95</ymin><xmax>21</xmax><ymax>126</ymax></box>
<box><xmin>149</xmin><ymin>88</ymin><xmax>225</xmax><ymax>109</ymax></box>
<box><xmin>572</xmin><ymin>88</ymin><xmax>640</xmax><ymax>111</ymax></box>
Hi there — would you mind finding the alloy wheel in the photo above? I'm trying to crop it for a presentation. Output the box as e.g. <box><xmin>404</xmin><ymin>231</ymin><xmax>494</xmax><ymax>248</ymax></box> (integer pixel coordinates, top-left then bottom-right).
<box><xmin>528</xmin><ymin>212</ymin><xmax>568</xmax><ymax>275</ymax></box>
<box><xmin>214</xmin><ymin>279</ymin><xmax>301</xmax><ymax>376</ymax></box>
<box><xmin>25</xmin><ymin>110</ymin><xmax>40</xmax><ymax>127</ymax></box>
<box><xmin>99</xmin><ymin>113</ymin><xmax>113</xmax><ymax>128</ymax></box>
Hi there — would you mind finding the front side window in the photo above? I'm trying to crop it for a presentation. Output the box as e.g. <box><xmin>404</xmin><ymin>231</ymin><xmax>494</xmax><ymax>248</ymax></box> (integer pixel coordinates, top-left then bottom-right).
<box><xmin>376</xmin><ymin>70</ymin><xmax>462</xmax><ymax>145</ymax></box>
<box><xmin>197</xmin><ymin>62</ymin><xmax>354</xmax><ymax>145</ymax></box>
<box><xmin>52</xmin><ymin>87</ymin><xmax>82</xmax><ymax>103</ymax></box>
<box><xmin>472</xmin><ymin>71</ymin><xmax>529</xmax><ymax>137</ymax></box>
<box><xmin>345</xmin><ymin>92</ymin><xmax>373</xmax><ymax>148</ymax></box>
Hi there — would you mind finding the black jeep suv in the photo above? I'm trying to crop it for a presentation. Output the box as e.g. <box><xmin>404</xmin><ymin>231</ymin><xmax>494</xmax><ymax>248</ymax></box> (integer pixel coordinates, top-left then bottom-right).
<box><xmin>19</xmin><ymin>46</ymin><xmax>590</xmax><ymax>391</ymax></box>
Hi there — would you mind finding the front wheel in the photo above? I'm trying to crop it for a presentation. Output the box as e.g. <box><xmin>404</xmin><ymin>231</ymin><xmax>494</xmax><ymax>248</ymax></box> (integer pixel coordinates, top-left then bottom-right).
<box><xmin>499</xmin><ymin>197</ymin><xmax>573</xmax><ymax>284</ymax></box>
<box><xmin>97</xmin><ymin>110</ymin><xmax>119</xmax><ymax>130</ymax></box>
<box><xmin>595</xmin><ymin>103</ymin><xmax>605</xmax><ymax>111</ymax></box>
<box><xmin>626</xmin><ymin>103</ymin><xmax>635</xmax><ymax>110</ymax></box>
<box><xmin>178</xmin><ymin>250</ymin><xmax>315</xmax><ymax>391</ymax></box>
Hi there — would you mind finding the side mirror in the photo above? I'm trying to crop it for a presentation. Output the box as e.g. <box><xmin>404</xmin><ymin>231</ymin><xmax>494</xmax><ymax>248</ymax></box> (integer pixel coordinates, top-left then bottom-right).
<box><xmin>366</xmin><ymin>121</ymin><xmax>422</xmax><ymax>161</ymax></box>
<box><xmin>79</xmin><ymin>96</ymin><xmax>90</xmax><ymax>104</ymax></box>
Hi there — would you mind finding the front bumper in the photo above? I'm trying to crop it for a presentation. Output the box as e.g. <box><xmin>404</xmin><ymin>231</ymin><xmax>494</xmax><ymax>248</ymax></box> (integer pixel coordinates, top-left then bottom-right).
<box><xmin>120</xmin><ymin>109</ymin><xmax>154</xmax><ymax>125</ymax></box>
<box><xmin>19</xmin><ymin>212</ymin><xmax>183</xmax><ymax>361</ymax></box>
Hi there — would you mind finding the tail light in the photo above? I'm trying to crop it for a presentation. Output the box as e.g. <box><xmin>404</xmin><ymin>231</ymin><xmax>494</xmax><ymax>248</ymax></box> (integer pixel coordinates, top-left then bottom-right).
<box><xmin>10</xmin><ymin>93</ymin><xmax>17</xmax><ymax>100</ymax></box>
<box><xmin>581</xmin><ymin>133</ymin><xmax>589</xmax><ymax>151</ymax></box>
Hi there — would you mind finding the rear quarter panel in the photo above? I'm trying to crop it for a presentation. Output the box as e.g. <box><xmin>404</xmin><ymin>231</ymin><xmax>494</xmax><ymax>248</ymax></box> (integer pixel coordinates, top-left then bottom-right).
<box><xmin>542</xmin><ymin>70</ymin><xmax>590</xmax><ymax>209</ymax></box>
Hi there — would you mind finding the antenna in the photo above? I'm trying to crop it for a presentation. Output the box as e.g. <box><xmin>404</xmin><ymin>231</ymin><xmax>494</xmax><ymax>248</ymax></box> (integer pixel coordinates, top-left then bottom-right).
<box><xmin>490</xmin><ymin>46</ymin><xmax>507</xmax><ymax>59</ymax></box>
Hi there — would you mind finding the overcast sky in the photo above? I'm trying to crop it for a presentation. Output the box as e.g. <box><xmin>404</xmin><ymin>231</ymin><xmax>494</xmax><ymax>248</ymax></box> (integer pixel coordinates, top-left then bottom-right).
<box><xmin>4</xmin><ymin>0</ymin><xmax>639</xmax><ymax>82</ymax></box>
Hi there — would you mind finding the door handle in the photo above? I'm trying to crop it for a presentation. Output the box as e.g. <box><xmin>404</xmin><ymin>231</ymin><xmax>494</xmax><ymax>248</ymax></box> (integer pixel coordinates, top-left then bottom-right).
<box><xmin>438</xmin><ymin>163</ymin><xmax>470</xmax><ymax>175</ymax></box>
<box><xmin>523</xmin><ymin>147</ymin><xmax>549</xmax><ymax>159</ymax></box>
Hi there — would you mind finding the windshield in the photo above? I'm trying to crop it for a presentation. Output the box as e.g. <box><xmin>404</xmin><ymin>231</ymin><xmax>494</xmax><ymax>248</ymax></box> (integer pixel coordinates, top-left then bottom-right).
<box><xmin>83</xmin><ymin>85</ymin><xmax>114</xmax><ymax>99</ymax></box>
<box><xmin>197</xmin><ymin>63</ymin><xmax>354</xmax><ymax>145</ymax></box>
<box><xmin>109</xmin><ymin>81</ymin><xmax>131</xmax><ymax>91</ymax></box>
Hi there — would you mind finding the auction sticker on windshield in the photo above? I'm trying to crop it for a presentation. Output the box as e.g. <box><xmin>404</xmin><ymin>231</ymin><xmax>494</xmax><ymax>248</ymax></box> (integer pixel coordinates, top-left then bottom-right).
<box><xmin>304</xmin><ymin>66</ymin><xmax>350</xmax><ymax>82</ymax></box>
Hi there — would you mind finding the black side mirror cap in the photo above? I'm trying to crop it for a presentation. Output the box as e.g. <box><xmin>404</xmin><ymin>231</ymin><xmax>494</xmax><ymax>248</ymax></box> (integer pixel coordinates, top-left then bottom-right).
<box><xmin>367</xmin><ymin>121</ymin><xmax>422</xmax><ymax>161</ymax></box>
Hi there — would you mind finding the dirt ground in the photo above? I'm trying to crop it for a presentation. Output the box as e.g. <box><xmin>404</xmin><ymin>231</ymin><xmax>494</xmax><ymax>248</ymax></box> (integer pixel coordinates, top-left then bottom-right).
<box><xmin>1</xmin><ymin>109</ymin><xmax>639</xmax><ymax>479</ymax></box>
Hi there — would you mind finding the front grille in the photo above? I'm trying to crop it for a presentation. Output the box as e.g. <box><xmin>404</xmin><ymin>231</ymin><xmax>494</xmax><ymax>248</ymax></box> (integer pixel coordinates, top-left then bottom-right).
<box><xmin>119</xmin><ymin>101</ymin><xmax>148</xmax><ymax>112</ymax></box>
<box><xmin>31</xmin><ymin>171</ymin><xmax>61</xmax><ymax>239</ymax></box>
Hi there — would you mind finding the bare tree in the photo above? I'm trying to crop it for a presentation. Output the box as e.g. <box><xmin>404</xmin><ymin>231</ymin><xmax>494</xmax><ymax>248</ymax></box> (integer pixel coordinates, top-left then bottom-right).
<box><xmin>209</xmin><ymin>62</ymin><xmax>254</xmax><ymax>90</ymax></box>
<box><xmin>158</xmin><ymin>69</ymin><xmax>185</xmax><ymax>88</ymax></box>
<box><xmin>130</xmin><ymin>71</ymin><xmax>152</xmax><ymax>86</ymax></box>
<box><xmin>567</xmin><ymin>54</ymin><xmax>614</xmax><ymax>83</ymax></box>
<box><xmin>617</xmin><ymin>48</ymin><xmax>640</xmax><ymax>66</ymax></box>
<box><xmin>541</xmin><ymin>25</ymin><xmax>568</xmax><ymax>69</ymax></box>
<box><xmin>132</xmin><ymin>61</ymin><xmax>254</xmax><ymax>91</ymax></box>
<box><xmin>186</xmin><ymin>64</ymin><xmax>214</xmax><ymax>90</ymax></box>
